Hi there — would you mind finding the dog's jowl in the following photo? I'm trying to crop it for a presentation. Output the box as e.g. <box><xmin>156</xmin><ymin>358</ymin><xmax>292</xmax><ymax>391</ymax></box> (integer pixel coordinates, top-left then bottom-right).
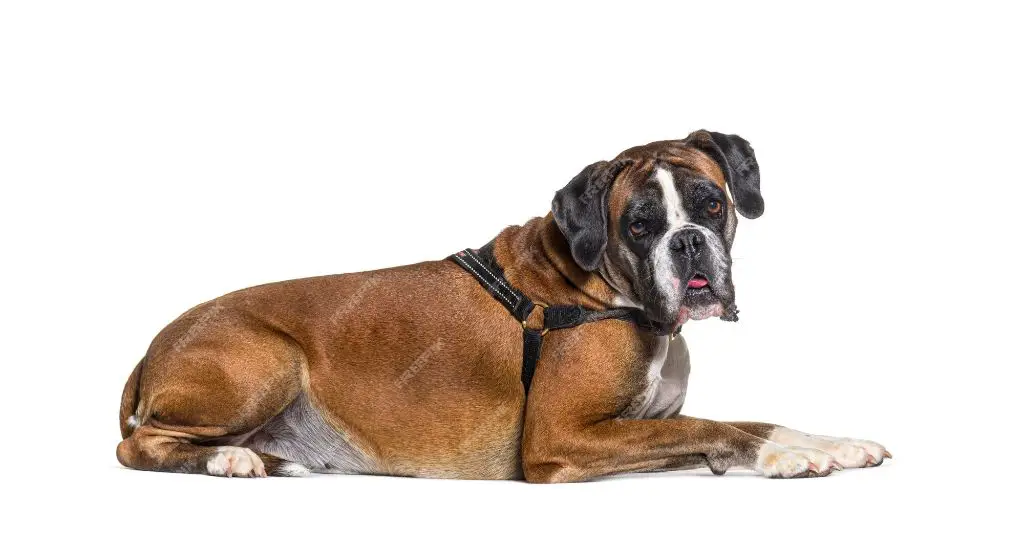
<box><xmin>117</xmin><ymin>130</ymin><xmax>889</xmax><ymax>481</ymax></box>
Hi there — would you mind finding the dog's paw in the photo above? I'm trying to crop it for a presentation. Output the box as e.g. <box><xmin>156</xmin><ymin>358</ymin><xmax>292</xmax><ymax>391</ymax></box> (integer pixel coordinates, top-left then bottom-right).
<box><xmin>756</xmin><ymin>443</ymin><xmax>841</xmax><ymax>478</ymax></box>
<box><xmin>206</xmin><ymin>447</ymin><xmax>267</xmax><ymax>478</ymax></box>
<box><xmin>820</xmin><ymin>436</ymin><xmax>890</xmax><ymax>468</ymax></box>
<box><xmin>769</xmin><ymin>427</ymin><xmax>890</xmax><ymax>468</ymax></box>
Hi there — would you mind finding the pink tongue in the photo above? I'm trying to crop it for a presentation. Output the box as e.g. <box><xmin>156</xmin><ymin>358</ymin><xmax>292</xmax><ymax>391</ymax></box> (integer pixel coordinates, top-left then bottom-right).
<box><xmin>687</xmin><ymin>277</ymin><xmax>709</xmax><ymax>288</ymax></box>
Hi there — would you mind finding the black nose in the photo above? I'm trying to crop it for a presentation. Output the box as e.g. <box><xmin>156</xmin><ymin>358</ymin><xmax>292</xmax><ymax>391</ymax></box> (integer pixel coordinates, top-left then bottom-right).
<box><xmin>670</xmin><ymin>228</ymin><xmax>704</xmax><ymax>257</ymax></box>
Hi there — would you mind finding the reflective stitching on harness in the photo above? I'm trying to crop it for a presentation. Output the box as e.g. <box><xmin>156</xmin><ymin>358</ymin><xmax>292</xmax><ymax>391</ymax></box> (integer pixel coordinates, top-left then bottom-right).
<box><xmin>457</xmin><ymin>254</ymin><xmax>519</xmax><ymax>307</ymax></box>
<box><xmin>463</xmin><ymin>252</ymin><xmax>521</xmax><ymax>307</ymax></box>
<box><xmin>452</xmin><ymin>255</ymin><xmax>517</xmax><ymax>308</ymax></box>
<box><xmin>464</xmin><ymin>254</ymin><xmax>520</xmax><ymax>308</ymax></box>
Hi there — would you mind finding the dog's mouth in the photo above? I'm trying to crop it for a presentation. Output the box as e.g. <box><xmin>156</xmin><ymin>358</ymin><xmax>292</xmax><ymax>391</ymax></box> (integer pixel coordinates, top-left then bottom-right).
<box><xmin>684</xmin><ymin>274</ymin><xmax>711</xmax><ymax>295</ymax></box>
<box><xmin>674</xmin><ymin>273</ymin><xmax>727</xmax><ymax>326</ymax></box>
<box><xmin>648</xmin><ymin>270</ymin><xmax>737</xmax><ymax>328</ymax></box>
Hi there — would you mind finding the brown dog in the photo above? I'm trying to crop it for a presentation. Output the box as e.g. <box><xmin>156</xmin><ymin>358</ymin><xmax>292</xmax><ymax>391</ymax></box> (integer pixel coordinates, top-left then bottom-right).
<box><xmin>117</xmin><ymin>130</ymin><xmax>889</xmax><ymax>481</ymax></box>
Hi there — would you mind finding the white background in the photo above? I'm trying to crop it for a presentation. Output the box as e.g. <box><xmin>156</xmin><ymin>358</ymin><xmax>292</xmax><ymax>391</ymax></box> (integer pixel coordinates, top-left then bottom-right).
<box><xmin>2</xmin><ymin>1</ymin><xmax>1021</xmax><ymax>546</ymax></box>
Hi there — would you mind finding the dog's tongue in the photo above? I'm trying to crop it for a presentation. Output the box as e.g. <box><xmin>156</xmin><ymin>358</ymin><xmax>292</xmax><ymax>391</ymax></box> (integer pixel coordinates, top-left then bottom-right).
<box><xmin>687</xmin><ymin>277</ymin><xmax>708</xmax><ymax>288</ymax></box>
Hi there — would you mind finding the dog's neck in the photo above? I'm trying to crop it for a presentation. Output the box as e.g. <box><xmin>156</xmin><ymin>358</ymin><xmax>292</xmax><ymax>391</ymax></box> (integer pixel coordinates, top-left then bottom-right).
<box><xmin>491</xmin><ymin>214</ymin><xmax>624</xmax><ymax>310</ymax></box>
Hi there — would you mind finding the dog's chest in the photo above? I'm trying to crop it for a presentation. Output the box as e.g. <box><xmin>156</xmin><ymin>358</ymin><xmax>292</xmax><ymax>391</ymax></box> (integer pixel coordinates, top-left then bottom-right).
<box><xmin>620</xmin><ymin>336</ymin><xmax>691</xmax><ymax>419</ymax></box>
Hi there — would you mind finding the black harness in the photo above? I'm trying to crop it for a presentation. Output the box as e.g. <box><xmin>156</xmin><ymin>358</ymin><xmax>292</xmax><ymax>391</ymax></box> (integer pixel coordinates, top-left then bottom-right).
<box><xmin>449</xmin><ymin>246</ymin><xmax>678</xmax><ymax>394</ymax></box>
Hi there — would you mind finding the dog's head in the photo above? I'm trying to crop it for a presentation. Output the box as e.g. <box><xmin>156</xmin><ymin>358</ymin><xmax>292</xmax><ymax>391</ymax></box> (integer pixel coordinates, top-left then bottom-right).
<box><xmin>552</xmin><ymin>130</ymin><xmax>763</xmax><ymax>328</ymax></box>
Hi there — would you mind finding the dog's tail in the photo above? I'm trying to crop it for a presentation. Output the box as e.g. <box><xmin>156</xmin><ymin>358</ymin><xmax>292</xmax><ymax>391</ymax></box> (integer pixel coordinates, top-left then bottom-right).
<box><xmin>119</xmin><ymin>357</ymin><xmax>145</xmax><ymax>439</ymax></box>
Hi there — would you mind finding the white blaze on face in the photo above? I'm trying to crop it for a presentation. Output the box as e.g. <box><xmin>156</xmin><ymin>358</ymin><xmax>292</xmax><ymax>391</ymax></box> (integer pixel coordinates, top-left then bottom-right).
<box><xmin>652</xmin><ymin>167</ymin><xmax>688</xmax><ymax>304</ymax></box>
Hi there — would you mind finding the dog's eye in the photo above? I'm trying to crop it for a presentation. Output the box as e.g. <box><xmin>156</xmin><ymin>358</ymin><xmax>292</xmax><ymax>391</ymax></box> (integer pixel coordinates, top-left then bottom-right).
<box><xmin>628</xmin><ymin>220</ymin><xmax>647</xmax><ymax>237</ymax></box>
<box><xmin>706</xmin><ymin>200</ymin><xmax>722</xmax><ymax>216</ymax></box>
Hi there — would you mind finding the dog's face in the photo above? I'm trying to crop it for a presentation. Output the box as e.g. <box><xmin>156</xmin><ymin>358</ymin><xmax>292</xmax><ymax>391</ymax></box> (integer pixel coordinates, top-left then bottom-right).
<box><xmin>552</xmin><ymin>130</ymin><xmax>764</xmax><ymax>328</ymax></box>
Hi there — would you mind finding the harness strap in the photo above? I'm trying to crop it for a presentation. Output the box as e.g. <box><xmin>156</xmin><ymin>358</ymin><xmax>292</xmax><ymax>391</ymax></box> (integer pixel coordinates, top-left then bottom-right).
<box><xmin>450</xmin><ymin>248</ymin><xmax>535</xmax><ymax>324</ymax></box>
<box><xmin>450</xmin><ymin>247</ymin><xmax>676</xmax><ymax>394</ymax></box>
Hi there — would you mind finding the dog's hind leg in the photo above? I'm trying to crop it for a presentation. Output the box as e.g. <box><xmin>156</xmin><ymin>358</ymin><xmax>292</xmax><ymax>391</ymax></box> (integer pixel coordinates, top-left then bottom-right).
<box><xmin>116</xmin><ymin>306</ymin><xmax>310</xmax><ymax>477</ymax></box>
<box><xmin>118</xmin><ymin>424</ymin><xmax>269</xmax><ymax>477</ymax></box>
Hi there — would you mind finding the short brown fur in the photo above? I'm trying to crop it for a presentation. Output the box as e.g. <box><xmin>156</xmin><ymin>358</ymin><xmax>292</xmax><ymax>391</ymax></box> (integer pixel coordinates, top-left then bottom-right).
<box><xmin>117</xmin><ymin>137</ymin><xmax>871</xmax><ymax>481</ymax></box>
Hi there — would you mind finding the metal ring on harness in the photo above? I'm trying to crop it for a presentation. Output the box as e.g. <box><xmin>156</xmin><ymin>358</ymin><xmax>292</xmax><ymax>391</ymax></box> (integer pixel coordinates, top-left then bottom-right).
<box><xmin>522</xmin><ymin>302</ymin><xmax>550</xmax><ymax>336</ymax></box>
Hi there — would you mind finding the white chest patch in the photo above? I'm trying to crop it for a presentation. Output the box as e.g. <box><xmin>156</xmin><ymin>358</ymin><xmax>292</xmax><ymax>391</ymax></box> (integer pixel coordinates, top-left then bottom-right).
<box><xmin>621</xmin><ymin>336</ymin><xmax>692</xmax><ymax>419</ymax></box>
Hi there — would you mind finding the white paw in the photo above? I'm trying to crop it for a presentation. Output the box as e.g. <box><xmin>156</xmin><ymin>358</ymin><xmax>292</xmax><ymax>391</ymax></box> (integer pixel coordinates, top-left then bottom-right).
<box><xmin>821</xmin><ymin>437</ymin><xmax>890</xmax><ymax>468</ymax></box>
<box><xmin>769</xmin><ymin>427</ymin><xmax>890</xmax><ymax>469</ymax></box>
<box><xmin>820</xmin><ymin>441</ymin><xmax>872</xmax><ymax>468</ymax></box>
<box><xmin>206</xmin><ymin>447</ymin><xmax>266</xmax><ymax>478</ymax></box>
<box><xmin>756</xmin><ymin>443</ymin><xmax>841</xmax><ymax>478</ymax></box>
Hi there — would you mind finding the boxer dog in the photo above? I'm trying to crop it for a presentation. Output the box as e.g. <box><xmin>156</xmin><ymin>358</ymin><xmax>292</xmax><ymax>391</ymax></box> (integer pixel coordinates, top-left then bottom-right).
<box><xmin>117</xmin><ymin>130</ymin><xmax>889</xmax><ymax>481</ymax></box>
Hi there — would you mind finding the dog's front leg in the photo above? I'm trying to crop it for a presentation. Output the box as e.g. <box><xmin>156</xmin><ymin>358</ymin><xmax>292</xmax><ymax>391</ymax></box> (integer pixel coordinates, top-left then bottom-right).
<box><xmin>524</xmin><ymin>413</ymin><xmax>843</xmax><ymax>483</ymax></box>
<box><xmin>523</xmin><ymin>416</ymin><xmax>843</xmax><ymax>483</ymax></box>
<box><xmin>521</xmin><ymin>325</ymin><xmax>840</xmax><ymax>483</ymax></box>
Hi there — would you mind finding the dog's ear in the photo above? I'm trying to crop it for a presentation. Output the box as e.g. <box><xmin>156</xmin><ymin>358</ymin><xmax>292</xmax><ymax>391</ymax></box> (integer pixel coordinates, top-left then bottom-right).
<box><xmin>551</xmin><ymin>159</ymin><xmax>632</xmax><ymax>271</ymax></box>
<box><xmin>687</xmin><ymin>130</ymin><xmax>764</xmax><ymax>219</ymax></box>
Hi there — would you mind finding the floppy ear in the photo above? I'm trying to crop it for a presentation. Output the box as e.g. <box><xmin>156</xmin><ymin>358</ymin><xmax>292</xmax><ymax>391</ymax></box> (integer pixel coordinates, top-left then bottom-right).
<box><xmin>551</xmin><ymin>159</ymin><xmax>631</xmax><ymax>271</ymax></box>
<box><xmin>687</xmin><ymin>130</ymin><xmax>764</xmax><ymax>219</ymax></box>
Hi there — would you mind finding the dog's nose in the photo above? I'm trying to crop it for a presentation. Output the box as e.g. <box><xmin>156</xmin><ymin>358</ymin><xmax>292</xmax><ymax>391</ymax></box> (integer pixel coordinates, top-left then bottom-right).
<box><xmin>670</xmin><ymin>229</ymin><xmax>704</xmax><ymax>257</ymax></box>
